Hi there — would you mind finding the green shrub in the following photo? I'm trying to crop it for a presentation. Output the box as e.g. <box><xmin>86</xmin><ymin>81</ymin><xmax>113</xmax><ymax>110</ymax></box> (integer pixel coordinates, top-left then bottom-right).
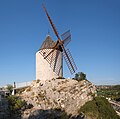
<box><xmin>74</xmin><ymin>72</ymin><xmax>87</xmax><ymax>81</ymax></box>
<box><xmin>7</xmin><ymin>96</ymin><xmax>26</xmax><ymax>115</ymax></box>
<box><xmin>7</xmin><ymin>95</ymin><xmax>31</xmax><ymax>117</ymax></box>
<box><xmin>79</xmin><ymin>97</ymin><xmax>120</xmax><ymax>119</ymax></box>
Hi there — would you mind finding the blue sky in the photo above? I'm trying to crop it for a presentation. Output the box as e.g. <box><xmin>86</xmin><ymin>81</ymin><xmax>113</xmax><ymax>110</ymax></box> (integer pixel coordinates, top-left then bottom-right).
<box><xmin>0</xmin><ymin>0</ymin><xmax>120</xmax><ymax>86</ymax></box>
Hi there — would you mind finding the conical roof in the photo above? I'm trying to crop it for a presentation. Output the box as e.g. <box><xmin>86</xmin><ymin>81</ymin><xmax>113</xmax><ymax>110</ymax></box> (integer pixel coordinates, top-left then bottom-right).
<box><xmin>40</xmin><ymin>35</ymin><xmax>56</xmax><ymax>50</ymax></box>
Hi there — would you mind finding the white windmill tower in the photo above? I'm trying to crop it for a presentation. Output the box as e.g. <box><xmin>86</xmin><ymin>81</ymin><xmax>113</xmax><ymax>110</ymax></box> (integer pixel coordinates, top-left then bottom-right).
<box><xmin>36</xmin><ymin>35</ymin><xmax>63</xmax><ymax>81</ymax></box>
<box><xmin>36</xmin><ymin>4</ymin><xmax>77</xmax><ymax>81</ymax></box>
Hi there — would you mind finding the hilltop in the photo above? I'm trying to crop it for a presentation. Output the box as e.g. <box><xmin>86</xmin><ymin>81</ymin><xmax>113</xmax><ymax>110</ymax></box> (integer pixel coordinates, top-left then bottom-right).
<box><xmin>19</xmin><ymin>78</ymin><xmax>96</xmax><ymax>118</ymax></box>
<box><xmin>3</xmin><ymin>78</ymin><xmax>120</xmax><ymax>119</ymax></box>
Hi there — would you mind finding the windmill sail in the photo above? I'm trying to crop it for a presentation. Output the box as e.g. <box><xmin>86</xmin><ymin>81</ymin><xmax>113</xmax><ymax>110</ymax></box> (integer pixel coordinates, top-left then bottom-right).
<box><xmin>39</xmin><ymin>49</ymin><xmax>62</xmax><ymax>76</ymax></box>
<box><xmin>61</xmin><ymin>30</ymin><xmax>71</xmax><ymax>46</ymax></box>
<box><xmin>42</xmin><ymin>4</ymin><xmax>60</xmax><ymax>40</ymax></box>
<box><xmin>63</xmin><ymin>48</ymin><xmax>77</xmax><ymax>74</ymax></box>
<box><xmin>42</xmin><ymin>4</ymin><xmax>77</xmax><ymax>75</ymax></box>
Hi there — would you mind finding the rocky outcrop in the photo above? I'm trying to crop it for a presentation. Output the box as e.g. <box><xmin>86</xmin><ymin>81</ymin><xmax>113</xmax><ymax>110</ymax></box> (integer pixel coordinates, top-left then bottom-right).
<box><xmin>20</xmin><ymin>78</ymin><xmax>96</xmax><ymax>118</ymax></box>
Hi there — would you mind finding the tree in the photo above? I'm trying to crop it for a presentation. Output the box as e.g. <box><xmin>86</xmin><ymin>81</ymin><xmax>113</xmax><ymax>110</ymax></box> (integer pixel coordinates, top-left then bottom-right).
<box><xmin>75</xmin><ymin>73</ymin><xmax>79</xmax><ymax>80</ymax></box>
<box><xmin>6</xmin><ymin>84</ymin><xmax>13</xmax><ymax>94</ymax></box>
<box><xmin>74</xmin><ymin>72</ymin><xmax>87</xmax><ymax>81</ymax></box>
<box><xmin>79</xmin><ymin>72</ymin><xmax>86</xmax><ymax>81</ymax></box>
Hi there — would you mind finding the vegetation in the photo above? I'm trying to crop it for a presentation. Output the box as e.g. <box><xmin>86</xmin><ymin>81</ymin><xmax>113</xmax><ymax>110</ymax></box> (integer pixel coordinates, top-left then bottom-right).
<box><xmin>16</xmin><ymin>87</ymin><xmax>26</xmax><ymax>94</ymax></box>
<box><xmin>7</xmin><ymin>95</ymin><xmax>119</xmax><ymax>119</ymax></box>
<box><xmin>74</xmin><ymin>72</ymin><xmax>87</xmax><ymax>81</ymax></box>
<box><xmin>97</xmin><ymin>85</ymin><xmax>120</xmax><ymax>101</ymax></box>
<box><xmin>6</xmin><ymin>84</ymin><xmax>13</xmax><ymax>94</ymax></box>
<box><xmin>7</xmin><ymin>95</ymin><xmax>33</xmax><ymax>117</ymax></box>
<box><xmin>79</xmin><ymin>97</ymin><xmax>120</xmax><ymax>119</ymax></box>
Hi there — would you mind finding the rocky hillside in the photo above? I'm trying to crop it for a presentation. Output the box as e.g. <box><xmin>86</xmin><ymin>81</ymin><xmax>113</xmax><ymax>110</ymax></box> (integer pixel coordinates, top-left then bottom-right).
<box><xmin>20</xmin><ymin>78</ymin><xmax>96</xmax><ymax>118</ymax></box>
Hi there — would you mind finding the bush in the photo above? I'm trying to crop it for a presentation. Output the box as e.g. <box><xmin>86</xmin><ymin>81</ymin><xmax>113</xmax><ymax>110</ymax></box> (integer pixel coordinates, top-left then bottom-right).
<box><xmin>7</xmin><ymin>95</ymin><xmax>28</xmax><ymax>117</ymax></box>
<box><xmin>74</xmin><ymin>72</ymin><xmax>87</xmax><ymax>81</ymax></box>
<box><xmin>79</xmin><ymin>97</ymin><xmax>120</xmax><ymax>119</ymax></box>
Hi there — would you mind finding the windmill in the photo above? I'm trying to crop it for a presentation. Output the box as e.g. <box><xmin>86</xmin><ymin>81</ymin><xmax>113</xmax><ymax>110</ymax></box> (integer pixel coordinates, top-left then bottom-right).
<box><xmin>36</xmin><ymin>4</ymin><xmax>77</xmax><ymax>81</ymax></box>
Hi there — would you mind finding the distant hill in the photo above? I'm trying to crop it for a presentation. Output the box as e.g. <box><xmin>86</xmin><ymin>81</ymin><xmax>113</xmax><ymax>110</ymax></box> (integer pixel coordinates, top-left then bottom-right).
<box><xmin>96</xmin><ymin>85</ymin><xmax>120</xmax><ymax>90</ymax></box>
<box><xmin>97</xmin><ymin>85</ymin><xmax>120</xmax><ymax>101</ymax></box>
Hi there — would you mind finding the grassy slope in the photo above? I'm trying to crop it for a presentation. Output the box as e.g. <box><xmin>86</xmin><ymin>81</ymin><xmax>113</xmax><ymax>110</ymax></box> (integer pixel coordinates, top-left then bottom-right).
<box><xmin>79</xmin><ymin>97</ymin><xmax>120</xmax><ymax>119</ymax></box>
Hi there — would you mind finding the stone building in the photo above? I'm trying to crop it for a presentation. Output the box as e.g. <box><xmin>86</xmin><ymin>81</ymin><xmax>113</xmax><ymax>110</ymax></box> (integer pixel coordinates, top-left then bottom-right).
<box><xmin>36</xmin><ymin>35</ymin><xmax>63</xmax><ymax>81</ymax></box>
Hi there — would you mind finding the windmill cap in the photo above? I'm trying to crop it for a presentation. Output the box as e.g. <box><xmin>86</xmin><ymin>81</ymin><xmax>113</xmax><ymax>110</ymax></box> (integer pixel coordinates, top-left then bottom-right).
<box><xmin>40</xmin><ymin>35</ymin><xmax>56</xmax><ymax>50</ymax></box>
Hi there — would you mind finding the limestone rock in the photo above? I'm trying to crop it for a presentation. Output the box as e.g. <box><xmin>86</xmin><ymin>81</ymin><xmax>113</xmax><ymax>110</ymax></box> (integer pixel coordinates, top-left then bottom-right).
<box><xmin>20</xmin><ymin>79</ymin><xmax>96</xmax><ymax>118</ymax></box>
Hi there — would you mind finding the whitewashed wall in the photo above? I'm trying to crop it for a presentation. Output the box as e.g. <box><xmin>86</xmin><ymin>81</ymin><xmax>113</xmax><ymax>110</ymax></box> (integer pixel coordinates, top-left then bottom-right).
<box><xmin>36</xmin><ymin>49</ymin><xmax>63</xmax><ymax>81</ymax></box>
